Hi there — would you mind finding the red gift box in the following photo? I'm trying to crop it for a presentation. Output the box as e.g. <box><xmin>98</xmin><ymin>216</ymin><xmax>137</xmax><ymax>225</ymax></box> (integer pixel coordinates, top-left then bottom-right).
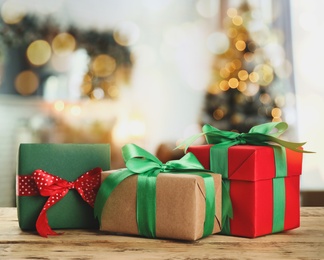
<box><xmin>187</xmin><ymin>144</ymin><xmax>303</xmax><ymax>238</ymax></box>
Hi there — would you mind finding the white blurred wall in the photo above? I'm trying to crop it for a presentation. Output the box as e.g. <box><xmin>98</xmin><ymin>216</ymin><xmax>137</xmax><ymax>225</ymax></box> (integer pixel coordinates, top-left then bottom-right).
<box><xmin>291</xmin><ymin>0</ymin><xmax>324</xmax><ymax>190</ymax></box>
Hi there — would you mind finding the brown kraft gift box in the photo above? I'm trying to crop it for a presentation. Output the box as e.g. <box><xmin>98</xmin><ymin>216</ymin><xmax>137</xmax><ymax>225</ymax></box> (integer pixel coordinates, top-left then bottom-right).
<box><xmin>99</xmin><ymin>170</ymin><xmax>222</xmax><ymax>241</ymax></box>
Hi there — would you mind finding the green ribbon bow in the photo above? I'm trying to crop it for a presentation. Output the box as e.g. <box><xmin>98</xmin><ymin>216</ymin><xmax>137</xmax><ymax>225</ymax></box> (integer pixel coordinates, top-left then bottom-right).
<box><xmin>180</xmin><ymin>122</ymin><xmax>310</xmax><ymax>153</ymax></box>
<box><xmin>94</xmin><ymin>143</ymin><xmax>218</xmax><ymax>238</ymax></box>
<box><xmin>178</xmin><ymin>122</ymin><xmax>312</xmax><ymax>234</ymax></box>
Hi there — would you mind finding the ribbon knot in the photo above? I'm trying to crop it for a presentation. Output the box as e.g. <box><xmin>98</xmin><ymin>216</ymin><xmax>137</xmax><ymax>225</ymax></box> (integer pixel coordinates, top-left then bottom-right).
<box><xmin>234</xmin><ymin>133</ymin><xmax>247</xmax><ymax>144</ymax></box>
<box><xmin>19</xmin><ymin>167</ymin><xmax>102</xmax><ymax>237</ymax></box>
<box><xmin>68</xmin><ymin>182</ymin><xmax>75</xmax><ymax>190</ymax></box>
<box><xmin>160</xmin><ymin>164</ymin><xmax>168</xmax><ymax>172</ymax></box>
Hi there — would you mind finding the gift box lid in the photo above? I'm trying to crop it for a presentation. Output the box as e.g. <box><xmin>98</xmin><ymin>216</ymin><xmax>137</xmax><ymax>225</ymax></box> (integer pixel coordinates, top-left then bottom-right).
<box><xmin>187</xmin><ymin>144</ymin><xmax>303</xmax><ymax>182</ymax></box>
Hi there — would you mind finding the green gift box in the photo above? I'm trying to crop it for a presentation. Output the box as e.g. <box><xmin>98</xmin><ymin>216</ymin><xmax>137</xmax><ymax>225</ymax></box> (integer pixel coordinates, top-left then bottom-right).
<box><xmin>17</xmin><ymin>143</ymin><xmax>110</xmax><ymax>237</ymax></box>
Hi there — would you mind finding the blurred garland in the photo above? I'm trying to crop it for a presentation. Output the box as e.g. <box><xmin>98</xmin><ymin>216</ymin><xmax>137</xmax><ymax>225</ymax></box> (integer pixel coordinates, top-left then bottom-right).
<box><xmin>0</xmin><ymin>15</ymin><xmax>132</xmax><ymax>99</ymax></box>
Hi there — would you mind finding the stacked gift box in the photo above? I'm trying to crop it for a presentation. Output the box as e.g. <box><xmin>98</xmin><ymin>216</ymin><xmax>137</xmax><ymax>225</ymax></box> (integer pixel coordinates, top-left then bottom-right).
<box><xmin>16</xmin><ymin>122</ymin><xmax>310</xmax><ymax>240</ymax></box>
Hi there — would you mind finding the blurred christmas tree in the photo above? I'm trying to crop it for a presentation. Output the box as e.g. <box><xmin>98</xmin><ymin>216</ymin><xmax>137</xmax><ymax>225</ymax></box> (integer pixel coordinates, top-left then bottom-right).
<box><xmin>201</xmin><ymin>1</ymin><xmax>286</xmax><ymax>133</ymax></box>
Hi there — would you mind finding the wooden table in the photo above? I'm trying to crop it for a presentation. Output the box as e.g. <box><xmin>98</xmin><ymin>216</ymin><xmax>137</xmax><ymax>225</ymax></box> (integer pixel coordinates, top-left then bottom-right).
<box><xmin>1</xmin><ymin>207</ymin><xmax>323</xmax><ymax>259</ymax></box>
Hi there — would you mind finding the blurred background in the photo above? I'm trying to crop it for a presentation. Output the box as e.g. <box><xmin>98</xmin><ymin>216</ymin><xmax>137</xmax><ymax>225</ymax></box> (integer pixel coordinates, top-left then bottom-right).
<box><xmin>0</xmin><ymin>0</ymin><xmax>323</xmax><ymax>206</ymax></box>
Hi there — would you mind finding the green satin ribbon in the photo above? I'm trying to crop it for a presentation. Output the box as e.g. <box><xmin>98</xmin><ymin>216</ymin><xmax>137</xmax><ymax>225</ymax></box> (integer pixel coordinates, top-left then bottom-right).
<box><xmin>178</xmin><ymin>122</ymin><xmax>312</xmax><ymax>234</ymax></box>
<box><xmin>94</xmin><ymin>143</ymin><xmax>217</xmax><ymax>238</ymax></box>
<box><xmin>221</xmin><ymin>179</ymin><xmax>232</xmax><ymax>234</ymax></box>
<box><xmin>180</xmin><ymin>122</ymin><xmax>310</xmax><ymax>155</ymax></box>
<box><xmin>271</xmin><ymin>145</ymin><xmax>287</xmax><ymax>233</ymax></box>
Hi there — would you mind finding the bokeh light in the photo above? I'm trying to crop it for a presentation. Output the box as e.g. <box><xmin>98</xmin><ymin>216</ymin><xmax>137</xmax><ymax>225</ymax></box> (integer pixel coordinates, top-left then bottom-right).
<box><xmin>107</xmin><ymin>85</ymin><xmax>119</xmax><ymax>98</ymax></box>
<box><xmin>243</xmin><ymin>82</ymin><xmax>259</xmax><ymax>96</ymax></box>
<box><xmin>91</xmin><ymin>54</ymin><xmax>116</xmax><ymax>77</ymax></box>
<box><xmin>70</xmin><ymin>105</ymin><xmax>82</xmax><ymax>117</ymax></box>
<box><xmin>227</xmin><ymin>8</ymin><xmax>237</xmax><ymax>18</ymax></box>
<box><xmin>259</xmin><ymin>93</ymin><xmax>272</xmax><ymax>104</ymax></box>
<box><xmin>275</xmin><ymin>95</ymin><xmax>286</xmax><ymax>107</ymax></box>
<box><xmin>254</xmin><ymin>64</ymin><xmax>274</xmax><ymax>86</ymax></box>
<box><xmin>225</xmin><ymin>62</ymin><xmax>236</xmax><ymax>72</ymax></box>
<box><xmin>228</xmin><ymin>78</ymin><xmax>239</xmax><ymax>88</ymax></box>
<box><xmin>219</xmin><ymin>80</ymin><xmax>229</xmax><ymax>91</ymax></box>
<box><xmin>113</xmin><ymin>21</ymin><xmax>140</xmax><ymax>46</ymax></box>
<box><xmin>235</xmin><ymin>40</ymin><xmax>246</xmax><ymax>51</ymax></box>
<box><xmin>52</xmin><ymin>33</ymin><xmax>76</xmax><ymax>56</ymax></box>
<box><xmin>231</xmin><ymin>113</ymin><xmax>244</xmax><ymax>125</ymax></box>
<box><xmin>244</xmin><ymin>52</ymin><xmax>254</xmax><ymax>62</ymax></box>
<box><xmin>196</xmin><ymin>0</ymin><xmax>219</xmax><ymax>18</ymax></box>
<box><xmin>27</xmin><ymin>40</ymin><xmax>52</xmax><ymax>66</ymax></box>
<box><xmin>232</xmin><ymin>59</ymin><xmax>242</xmax><ymax>69</ymax></box>
<box><xmin>237</xmin><ymin>81</ymin><xmax>247</xmax><ymax>92</ymax></box>
<box><xmin>249</xmin><ymin>71</ymin><xmax>259</xmax><ymax>83</ymax></box>
<box><xmin>54</xmin><ymin>100</ymin><xmax>65</xmax><ymax>112</ymax></box>
<box><xmin>238</xmin><ymin>70</ymin><xmax>249</xmax><ymax>81</ymax></box>
<box><xmin>213</xmin><ymin>108</ymin><xmax>225</xmax><ymax>120</ymax></box>
<box><xmin>92</xmin><ymin>88</ymin><xmax>105</xmax><ymax>100</ymax></box>
<box><xmin>220</xmin><ymin>68</ymin><xmax>230</xmax><ymax>78</ymax></box>
<box><xmin>1</xmin><ymin>0</ymin><xmax>25</xmax><ymax>24</ymax></box>
<box><xmin>232</xmin><ymin>15</ymin><xmax>243</xmax><ymax>26</ymax></box>
<box><xmin>227</xmin><ymin>28</ymin><xmax>238</xmax><ymax>38</ymax></box>
<box><xmin>271</xmin><ymin>107</ymin><xmax>282</xmax><ymax>121</ymax></box>
<box><xmin>14</xmin><ymin>70</ymin><xmax>39</xmax><ymax>95</ymax></box>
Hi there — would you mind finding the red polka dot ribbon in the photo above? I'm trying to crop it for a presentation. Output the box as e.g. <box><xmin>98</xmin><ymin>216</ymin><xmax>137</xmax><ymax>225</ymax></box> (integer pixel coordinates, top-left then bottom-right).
<box><xmin>17</xmin><ymin>167</ymin><xmax>102</xmax><ymax>237</ymax></box>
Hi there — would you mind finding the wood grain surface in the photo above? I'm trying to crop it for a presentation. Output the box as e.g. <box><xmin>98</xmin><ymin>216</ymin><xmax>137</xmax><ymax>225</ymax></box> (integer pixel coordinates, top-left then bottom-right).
<box><xmin>0</xmin><ymin>207</ymin><xmax>323</xmax><ymax>259</ymax></box>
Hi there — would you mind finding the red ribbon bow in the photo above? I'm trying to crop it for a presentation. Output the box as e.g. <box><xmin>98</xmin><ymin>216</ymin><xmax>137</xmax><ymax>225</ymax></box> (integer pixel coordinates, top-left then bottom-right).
<box><xmin>18</xmin><ymin>167</ymin><xmax>102</xmax><ymax>237</ymax></box>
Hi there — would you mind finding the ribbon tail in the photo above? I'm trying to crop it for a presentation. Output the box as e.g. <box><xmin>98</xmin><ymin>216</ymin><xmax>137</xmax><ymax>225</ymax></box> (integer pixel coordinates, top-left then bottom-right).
<box><xmin>76</xmin><ymin>167</ymin><xmax>102</xmax><ymax>208</ymax></box>
<box><xmin>175</xmin><ymin>132</ymin><xmax>206</xmax><ymax>152</ymax></box>
<box><xmin>222</xmin><ymin>180</ymin><xmax>233</xmax><ymax>220</ymax></box>
<box><xmin>221</xmin><ymin>180</ymin><xmax>233</xmax><ymax>235</ymax></box>
<box><xmin>36</xmin><ymin>210</ymin><xmax>61</xmax><ymax>237</ymax></box>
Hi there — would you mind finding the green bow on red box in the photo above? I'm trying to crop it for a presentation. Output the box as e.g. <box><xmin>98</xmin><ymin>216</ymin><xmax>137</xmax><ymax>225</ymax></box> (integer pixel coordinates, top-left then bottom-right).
<box><xmin>178</xmin><ymin>121</ymin><xmax>313</xmax><ymax>234</ymax></box>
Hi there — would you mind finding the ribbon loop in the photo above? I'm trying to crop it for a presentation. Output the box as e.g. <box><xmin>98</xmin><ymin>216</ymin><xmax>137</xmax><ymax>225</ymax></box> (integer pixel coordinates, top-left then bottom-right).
<box><xmin>235</xmin><ymin>133</ymin><xmax>247</xmax><ymax>144</ymax></box>
<box><xmin>161</xmin><ymin>164</ymin><xmax>168</xmax><ymax>172</ymax></box>
<box><xmin>68</xmin><ymin>182</ymin><xmax>75</xmax><ymax>190</ymax></box>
